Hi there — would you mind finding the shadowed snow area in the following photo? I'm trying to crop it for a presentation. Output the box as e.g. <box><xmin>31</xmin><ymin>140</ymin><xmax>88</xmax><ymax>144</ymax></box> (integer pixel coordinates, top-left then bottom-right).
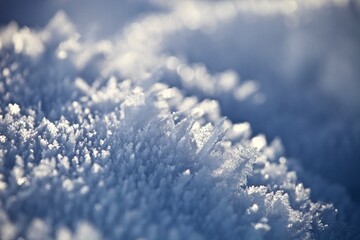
<box><xmin>0</xmin><ymin>0</ymin><xmax>360</xmax><ymax>239</ymax></box>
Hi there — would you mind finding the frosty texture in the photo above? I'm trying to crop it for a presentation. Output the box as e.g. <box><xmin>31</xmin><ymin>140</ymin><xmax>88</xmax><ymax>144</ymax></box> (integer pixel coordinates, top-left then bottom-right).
<box><xmin>1</xmin><ymin>1</ymin><xmax>359</xmax><ymax>239</ymax></box>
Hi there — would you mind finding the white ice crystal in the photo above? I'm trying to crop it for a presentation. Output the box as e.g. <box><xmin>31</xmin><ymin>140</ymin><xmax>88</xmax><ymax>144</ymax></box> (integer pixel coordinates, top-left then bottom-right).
<box><xmin>0</xmin><ymin>0</ymin><xmax>359</xmax><ymax>240</ymax></box>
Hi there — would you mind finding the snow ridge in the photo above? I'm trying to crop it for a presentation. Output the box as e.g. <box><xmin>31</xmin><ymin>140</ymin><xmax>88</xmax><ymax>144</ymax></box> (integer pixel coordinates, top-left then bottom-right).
<box><xmin>1</xmin><ymin>1</ymin><xmax>360</xmax><ymax>239</ymax></box>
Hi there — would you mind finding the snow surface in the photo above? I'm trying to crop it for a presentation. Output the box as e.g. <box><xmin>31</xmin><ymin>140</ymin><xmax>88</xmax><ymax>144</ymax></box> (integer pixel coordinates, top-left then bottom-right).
<box><xmin>1</xmin><ymin>0</ymin><xmax>360</xmax><ymax>239</ymax></box>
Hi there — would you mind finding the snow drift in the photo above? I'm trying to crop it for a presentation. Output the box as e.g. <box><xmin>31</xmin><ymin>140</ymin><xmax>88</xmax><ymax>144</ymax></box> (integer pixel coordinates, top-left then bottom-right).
<box><xmin>0</xmin><ymin>0</ymin><xmax>360</xmax><ymax>239</ymax></box>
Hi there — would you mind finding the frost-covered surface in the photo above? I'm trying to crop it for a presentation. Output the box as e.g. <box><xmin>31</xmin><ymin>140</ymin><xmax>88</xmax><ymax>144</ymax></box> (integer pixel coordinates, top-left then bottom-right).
<box><xmin>1</xmin><ymin>0</ymin><xmax>360</xmax><ymax>239</ymax></box>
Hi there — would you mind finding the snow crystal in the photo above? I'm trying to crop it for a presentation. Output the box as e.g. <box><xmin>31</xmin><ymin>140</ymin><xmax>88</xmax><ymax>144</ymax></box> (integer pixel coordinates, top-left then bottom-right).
<box><xmin>8</xmin><ymin>103</ymin><xmax>20</xmax><ymax>115</ymax></box>
<box><xmin>0</xmin><ymin>0</ymin><xmax>359</xmax><ymax>239</ymax></box>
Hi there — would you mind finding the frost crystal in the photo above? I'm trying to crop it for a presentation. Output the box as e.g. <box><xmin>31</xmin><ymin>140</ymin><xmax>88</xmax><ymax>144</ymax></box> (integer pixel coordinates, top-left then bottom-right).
<box><xmin>0</xmin><ymin>1</ymin><xmax>359</xmax><ymax>240</ymax></box>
